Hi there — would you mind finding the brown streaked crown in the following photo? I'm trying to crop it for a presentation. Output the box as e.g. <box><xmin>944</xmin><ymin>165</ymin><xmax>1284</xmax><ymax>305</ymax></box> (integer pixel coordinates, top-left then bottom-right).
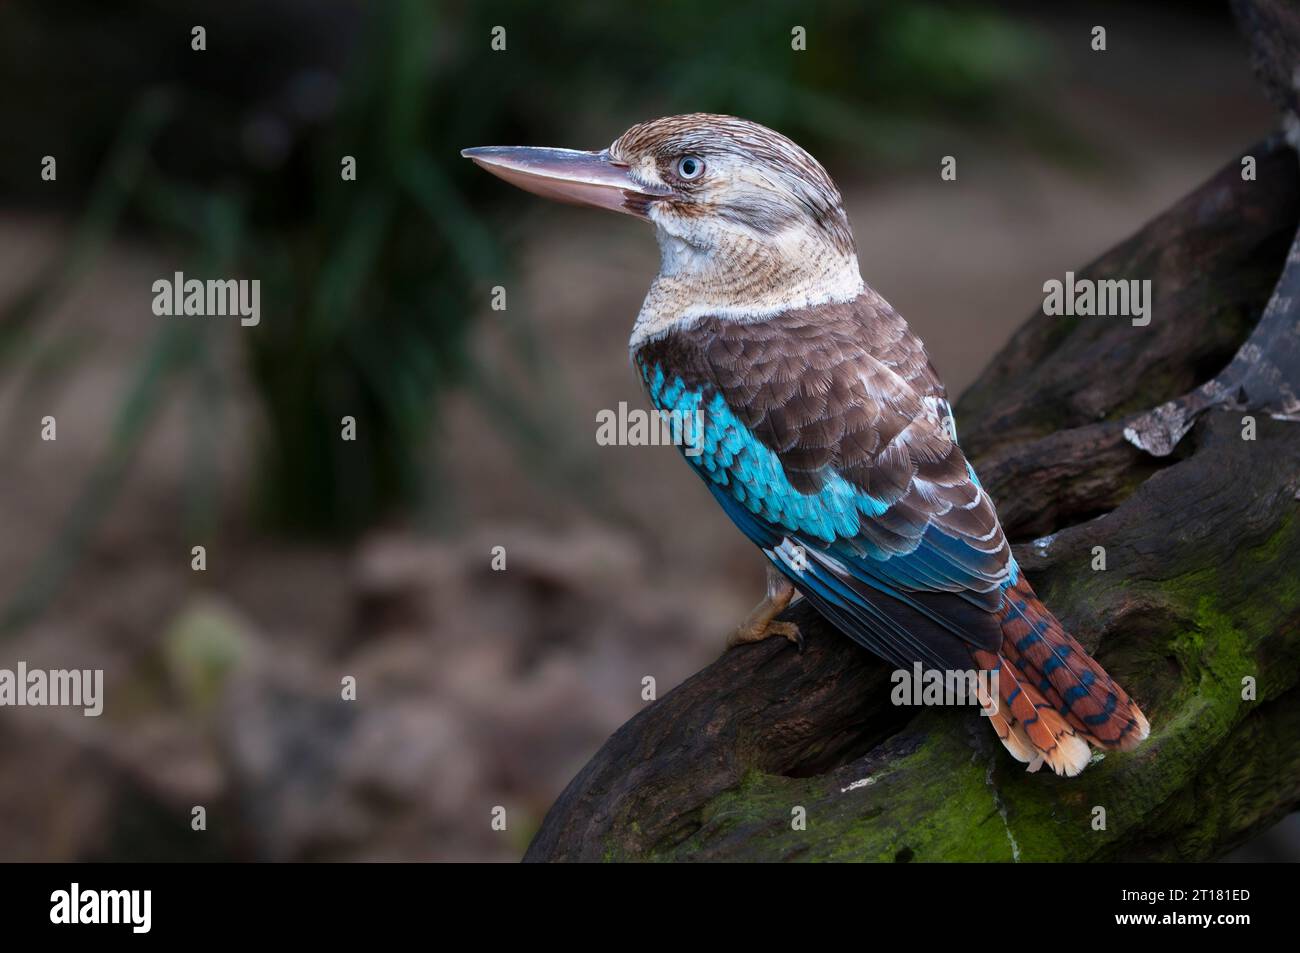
<box><xmin>610</xmin><ymin>113</ymin><xmax>855</xmax><ymax>255</ymax></box>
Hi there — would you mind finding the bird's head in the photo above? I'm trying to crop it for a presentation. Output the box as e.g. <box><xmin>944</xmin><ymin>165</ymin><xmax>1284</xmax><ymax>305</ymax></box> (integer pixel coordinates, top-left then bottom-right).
<box><xmin>463</xmin><ymin>114</ymin><xmax>863</xmax><ymax>329</ymax></box>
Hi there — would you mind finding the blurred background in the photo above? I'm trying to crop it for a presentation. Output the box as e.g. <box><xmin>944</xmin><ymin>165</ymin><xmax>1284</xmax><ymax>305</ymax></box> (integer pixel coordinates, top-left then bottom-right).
<box><xmin>0</xmin><ymin>0</ymin><xmax>1294</xmax><ymax>861</ymax></box>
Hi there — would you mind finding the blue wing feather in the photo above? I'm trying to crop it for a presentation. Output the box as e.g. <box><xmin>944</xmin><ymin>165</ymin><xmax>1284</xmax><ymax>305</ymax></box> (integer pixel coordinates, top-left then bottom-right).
<box><xmin>647</xmin><ymin>365</ymin><xmax>1009</xmax><ymax>663</ymax></box>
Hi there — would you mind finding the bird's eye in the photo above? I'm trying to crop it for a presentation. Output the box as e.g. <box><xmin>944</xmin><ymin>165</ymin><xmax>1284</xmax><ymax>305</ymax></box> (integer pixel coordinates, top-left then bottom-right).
<box><xmin>675</xmin><ymin>155</ymin><xmax>705</xmax><ymax>180</ymax></box>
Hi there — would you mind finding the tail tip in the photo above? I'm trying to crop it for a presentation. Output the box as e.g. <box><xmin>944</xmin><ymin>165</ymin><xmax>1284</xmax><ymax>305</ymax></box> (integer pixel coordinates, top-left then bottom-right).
<box><xmin>1117</xmin><ymin>705</ymin><xmax>1151</xmax><ymax>749</ymax></box>
<box><xmin>1041</xmin><ymin>731</ymin><xmax>1092</xmax><ymax>777</ymax></box>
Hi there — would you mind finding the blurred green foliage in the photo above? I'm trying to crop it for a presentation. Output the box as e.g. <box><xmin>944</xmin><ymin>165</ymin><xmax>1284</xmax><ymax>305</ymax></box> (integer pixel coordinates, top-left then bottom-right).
<box><xmin>441</xmin><ymin>0</ymin><xmax>1055</xmax><ymax>160</ymax></box>
<box><xmin>0</xmin><ymin>0</ymin><xmax>1064</xmax><ymax>629</ymax></box>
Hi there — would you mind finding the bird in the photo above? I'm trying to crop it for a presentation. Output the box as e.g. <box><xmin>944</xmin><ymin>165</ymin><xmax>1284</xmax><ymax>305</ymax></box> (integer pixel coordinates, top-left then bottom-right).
<box><xmin>462</xmin><ymin>113</ymin><xmax>1149</xmax><ymax>776</ymax></box>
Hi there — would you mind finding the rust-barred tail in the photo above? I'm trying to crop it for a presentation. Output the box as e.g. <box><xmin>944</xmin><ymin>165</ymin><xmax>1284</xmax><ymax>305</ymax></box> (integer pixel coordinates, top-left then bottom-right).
<box><xmin>972</xmin><ymin>577</ymin><xmax>1150</xmax><ymax>777</ymax></box>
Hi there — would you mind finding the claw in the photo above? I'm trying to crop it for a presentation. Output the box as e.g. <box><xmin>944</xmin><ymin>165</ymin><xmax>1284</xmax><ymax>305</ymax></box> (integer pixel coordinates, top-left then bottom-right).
<box><xmin>727</xmin><ymin>564</ymin><xmax>802</xmax><ymax>652</ymax></box>
<box><xmin>727</xmin><ymin>617</ymin><xmax>803</xmax><ymax>652</ymax></box>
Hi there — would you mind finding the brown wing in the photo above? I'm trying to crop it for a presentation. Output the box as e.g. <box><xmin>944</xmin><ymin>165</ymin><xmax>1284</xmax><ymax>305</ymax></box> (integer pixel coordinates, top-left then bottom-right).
<box><xmin>695</xmin><ymin>290</ymin><xmax>1011</xmax><ymax>596</ymax></box>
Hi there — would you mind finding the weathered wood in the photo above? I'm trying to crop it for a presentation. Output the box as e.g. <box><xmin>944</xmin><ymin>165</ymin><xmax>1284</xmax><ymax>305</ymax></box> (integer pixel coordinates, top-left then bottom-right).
<box><xmin>524</xmin><ymin>137</ymin><xmax>1300</xmax><ymax>862</ymax></box>
<box><xmin>958</xmin><ymin>135</ymin><xmax>1297</xmax><ymax>462</ymax></box>
<box><xmin>1123</xmin><ymin>1</ymin><xmax>1300</xmax><ymax>455</ymax></box>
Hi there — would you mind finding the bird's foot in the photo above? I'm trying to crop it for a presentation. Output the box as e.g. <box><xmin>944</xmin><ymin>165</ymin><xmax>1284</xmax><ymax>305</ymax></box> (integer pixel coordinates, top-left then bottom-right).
<box><xmin>727</xmin><ymin>617</ymin><xmax>803</xmax><ymax>652</ymax></box>
<box><xmin>726</xmin><ymin>564</ymin><xmax>802</xmax><ymax>652</ymax></box>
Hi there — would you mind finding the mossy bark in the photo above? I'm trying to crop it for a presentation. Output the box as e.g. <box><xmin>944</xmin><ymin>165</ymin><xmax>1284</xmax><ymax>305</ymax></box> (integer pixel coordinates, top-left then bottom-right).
<box><xmin>525</xmin><ymin>137</ymin><xmax>1300</xmax><ymax>862</ymax></box>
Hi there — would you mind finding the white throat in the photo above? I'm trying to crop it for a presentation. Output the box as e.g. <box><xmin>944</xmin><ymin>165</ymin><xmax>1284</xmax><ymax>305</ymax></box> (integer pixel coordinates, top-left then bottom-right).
<box><xmin>628</xmin><ymin>225</ymin><xmax>864</xmax><ymax>349</ymax></box>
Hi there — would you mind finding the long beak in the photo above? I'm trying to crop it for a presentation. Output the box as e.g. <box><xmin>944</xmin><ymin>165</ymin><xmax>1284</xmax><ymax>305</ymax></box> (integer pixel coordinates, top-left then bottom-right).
<box><xmin>460</xmin><ymin>146</ymin><xmax>669</xmax><ymax>218</ymax></box>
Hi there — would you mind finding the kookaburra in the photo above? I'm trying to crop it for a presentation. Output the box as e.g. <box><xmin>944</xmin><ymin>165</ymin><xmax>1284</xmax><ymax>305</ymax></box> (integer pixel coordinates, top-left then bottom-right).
<box><xmin>464</xmin><ymin>114</ymin><xmax>1149</xmax><ymax>776</ymax></box>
